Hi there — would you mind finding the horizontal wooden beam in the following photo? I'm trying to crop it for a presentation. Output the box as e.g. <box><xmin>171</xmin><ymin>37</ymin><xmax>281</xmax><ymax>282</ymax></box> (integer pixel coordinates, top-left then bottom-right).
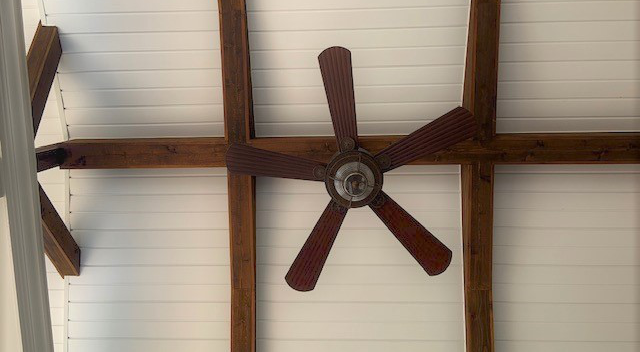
<box><xmin>487</xmin><ymin>133</ymin><xmax>640</xmax><ymax>164</ymax></box>
<box><xmin>35</xmin><ymin>143</ymin><xmax>66</xmax><ymax>172</ymax></box>
<box><xmin>46</xmin><ymin>137</ymin><xmax>228</xmax><ymax>169</ymax></box>
<box><xmin>39</xmin><ymin>184</ymin><xmax>80</xmax><ymax>276</ymax></box>
<box><xmin>40</xmin><ymin>133</ymin><xmax>639</xmax><ymax>170</ymax></box>
<box><xmin>27</xmin><ymin>22</ymin><xmax>61</xmax><ymax>135</ymax></box>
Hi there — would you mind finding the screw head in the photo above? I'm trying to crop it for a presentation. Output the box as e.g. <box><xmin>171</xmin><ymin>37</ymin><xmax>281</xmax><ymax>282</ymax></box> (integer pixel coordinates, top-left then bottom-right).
<box><xmin>340</xmin><ymin>137</ymin><xmax>356</xmax><ymax>151</ymax></box>
<box><xmin>376</xmin><ymin>154</ymin><xmax>391</xmax><ymax>170</ymax></box>
<box><xmin>313</xmin><ymin>166</ymin><xmax>326</xmax><ymax>180</ymax></box>
<box><xmin>370</xmin><ymin>193</ymin><xmax>386</xmax><ymax>208</ymax></box>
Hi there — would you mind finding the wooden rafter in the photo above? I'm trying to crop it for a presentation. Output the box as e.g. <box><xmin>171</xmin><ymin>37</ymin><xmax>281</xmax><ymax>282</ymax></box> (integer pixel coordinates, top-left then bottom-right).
<box><xmin>218</xmin><ymin>0</ymin><xmax>256</xmax><ymax>351</ymax></box>
<box><xmin>39</xmin><ymin>185</ymin><xmax>80</xmax><ymax>276</ymax></box>
<box><xmin>27</xmin><ymin>22</ymin><xmax>61</xmax><ymax>135</ymax></box>
<box><xmin>27</xmin><ymin>23</ymin><xmax>79</xmax><ymax>277</ymax></box>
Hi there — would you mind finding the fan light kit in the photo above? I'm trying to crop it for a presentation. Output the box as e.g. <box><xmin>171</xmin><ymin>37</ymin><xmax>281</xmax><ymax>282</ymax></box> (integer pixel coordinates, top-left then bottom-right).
<box><xmin>226</xmin><ymin>46</ymin><xmax>476</xmax><ymax>291</ymax></box>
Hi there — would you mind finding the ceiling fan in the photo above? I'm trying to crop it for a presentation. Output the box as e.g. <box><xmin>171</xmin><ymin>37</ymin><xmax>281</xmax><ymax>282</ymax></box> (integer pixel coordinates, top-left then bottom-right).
<box><xmin>226</xmin><ymin>46</ymin><xmax>476</xmax><ymax>291</ymax></box>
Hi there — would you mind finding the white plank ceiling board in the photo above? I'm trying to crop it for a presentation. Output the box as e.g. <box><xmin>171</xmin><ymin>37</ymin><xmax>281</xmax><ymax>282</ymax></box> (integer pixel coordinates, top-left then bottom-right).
<box><xmin>256</xmin><ymin>165</ymin><xmax>465</xmax><ymax>352</ymax></box>
<box><xmin>42</xmin><ymin>0</ymin><xmax>225</xmax><ymax>138</ymax></box>
<box><xmin>493</xmin><ymin>165</ymin><xmax>640</xmax><ymax>352</ymax></box>
<box><xmin>246</xmin><ymin>0</ymin><xmax>470</xmax><ymax>137</ymax></box>
<box><xmin>496</xmin><ymin>0</ymin><xmax>640</xmax><ymax>133</ymax></box>
<box><xmin>66</xmin><ymin>168</ymin><xmax>230</xmax><ymax>352</ymax></box>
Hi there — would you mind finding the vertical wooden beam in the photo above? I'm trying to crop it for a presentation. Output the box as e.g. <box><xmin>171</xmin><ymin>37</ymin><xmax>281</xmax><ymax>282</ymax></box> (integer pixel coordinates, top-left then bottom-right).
<box><xmin>462</xmin><ymin>0</ymin><xmax>500</xmax><ymax>349</ymax></box>
<box><xmin>461</xmin><ymin>163</ymin><xmax>495</xmax><ymax>352</ymax></box>
<box><xmin>463</xmin><ymin>0</ymin><xmax>501</xmax><ymax>142</ymax></box>
<box><xmin>39</xmin><ymin>185</ymin><xmax>80</xmax><ymax>276</ymax></box>
<box><xmin>218</xmin><ymin>0</ymin><xmax>256</xmax><ymax>351</ymax></box>
<box><xmin>27</xmin><ymin>22</ymin><xmax>61</xmax><ymax>135</ymax></box>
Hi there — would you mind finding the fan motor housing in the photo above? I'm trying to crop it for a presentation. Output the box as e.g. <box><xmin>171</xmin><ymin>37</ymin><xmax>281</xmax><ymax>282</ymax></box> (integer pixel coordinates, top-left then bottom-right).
<box><xmin>325</xmin><ymin>149</ymin><xmax>383</xmax><ymax>208</ymax></box>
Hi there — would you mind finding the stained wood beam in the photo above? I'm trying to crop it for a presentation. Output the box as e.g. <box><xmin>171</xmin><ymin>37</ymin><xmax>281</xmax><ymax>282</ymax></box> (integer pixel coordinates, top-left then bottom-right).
<box><xmin>488</xmin><ymin>133</ymin><xmax>640</xmax><ymax>164</ymax></box>
<box><xmin>35</xmin><ymin>143</ymin><xmax>66</xmax><ymax>172</ymax></box>
<box><xmin>43</xmin><ymin>132</ymin><xmax>639</xmax><ymax>170</ymax></box>
<box><xmin>39</xmin><ymin>185</ymin><xmax>80</xmax><ymax>276</ymax></box>
<box><xmin>218</xmin><ymin>0</ymin><xmax>256</xmax><ymax>351</ymax></box>
<box><xmin>26</xmin><ymin>23</ymin><xmax>79</xmax><ymax>278</ymax></box>
<box><xmin>462</xmin><ymin>0</ymin><xmax>501</xmax><ymax>349</ymax></box>
<box><xmin>464</xmin><ymin>0</ymin><xmax>501</xmax><ymax>142</ymax></box>
<box><xmin>43</xmin><ymin>137</ymin><xmax>228</xmax><ymax>169</ymax></box>
<box><xmin>461</xmin><ymin>162</ymin><xmax>495</xmax><ymax>352</ymax></box>
<box><xmin>27</xmin><ymin>22</ymin><xmax>61</xmax><ymax>135</ymax></box>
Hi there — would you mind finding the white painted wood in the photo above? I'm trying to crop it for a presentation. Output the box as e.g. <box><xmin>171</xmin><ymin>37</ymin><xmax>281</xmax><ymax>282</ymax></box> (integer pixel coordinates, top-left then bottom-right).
<box><xmin>0</xmin><ymin>0</ymin><xmax>54</xmax><ymax>349</ymax></box>
<box><xmin>256</xmin><ymin>166</ymin><xmax>465</xmax><ymax>352</ymax></box>
<box><xmin>496</xmin><ymin>0</ymin><xmax>640</xmax><ymax>132</ymax></box>
<box><xmin>246</xmin><ymin>0</ymin><xmax>470</xmax><ymax>137</ymax></box>
<box><xmin>66</xmin><ymin>169</ymin><xmax>230</xmax><ymax>352</ymax></box>
<box><xmin>493</xmin><ymin>165</ymin><xmax>640</xmax><ymax>351</ymax></box>
<box><xmin>19</xmin><ymin>0</ymin><xmax>68</xmax><ymax>349</ymax></box>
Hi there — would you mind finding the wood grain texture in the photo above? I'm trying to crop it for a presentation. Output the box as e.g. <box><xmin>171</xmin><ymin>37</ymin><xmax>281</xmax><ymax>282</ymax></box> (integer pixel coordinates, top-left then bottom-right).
<box><xmin>285</xmin><ymin>201</ymin><xmax>347</xmax><ymax>291</ymax></box>
<box><xmin>39</xmin><ymin>184</ymin><xmax>80</xmax><ymax>277</ymax></box>
<box><xmin>27</xmin><ymin>22</ymin><xmax>61</xmax><ymax>135</ymax></box>
<box><xmin>488</xmin><ymin>133</ymin><xmax>640</xmax><ymax>164</ymax></box>
<box><xmin>370</xmin><ymin>191</ymin><xmax>452</xmax><ymax>276</ymax></box>
<box><xmin>461</xmin><ymin>162</ymin><xmax>495</xmax><ymax>352</ymax></box>
<box><xmin>226</xmin><ymin>143</ymin><xmax>325</xmax><ymax>181</ymax></box>
<box><xmin>464</xmin><ymin>0</ymin><xmax>501</xmax><ymax>142</ymax></box>
<box><xmin>218</xmin><ymin>0</ymin><xmax>255</xmax><ymax>351</ymax></box>
<box><xmin>375</xmin><ymin>107</ymin><xmax>476</xmax><ymax>171</ymax></box>
<box><xmin>44</xmin><ymin>132</ymin><xmax>640</xmax><ymax>171</ymax></box>
<box><xmin>53</xmin><ymin>137</ymin><xmax>228</xmax><ymax>169</ymax></box>
<box><xmin>318</xmin><ymin>46</ymin><xmax>358</xmax><ymax>150</ymax></box>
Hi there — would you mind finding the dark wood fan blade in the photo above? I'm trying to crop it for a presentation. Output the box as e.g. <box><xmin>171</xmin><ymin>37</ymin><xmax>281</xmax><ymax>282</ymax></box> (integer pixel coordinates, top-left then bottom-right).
<box><xmin>375</xmin><ymin>107</ymin><xmax>475</xmax><ymax>171</ymax></box>
<box><xmin>285</xmin><ymin>201</ymin><xmax>348</xmax><ymax>291</ymax></box>
<box><xmin>370</xmin><ymin>191</ymin><xmax>452</xmax><ymax>276</ymax></box>
<box><xmin>318</xmin><ymin>46</ymin><xmax>358</xmax><ymax>151</ymax></box>
<box><xmin>226</xmin><ymin>143</ymin><xmax>326</xmax><ymax>181</ymax></box>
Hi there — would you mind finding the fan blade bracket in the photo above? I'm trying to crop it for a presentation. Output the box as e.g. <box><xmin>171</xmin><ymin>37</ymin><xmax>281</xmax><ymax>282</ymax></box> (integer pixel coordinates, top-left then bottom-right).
<box><xmin>374</xmin><ymin>154</ymin><xmax>392</xmax><ymax>172</ymax></box>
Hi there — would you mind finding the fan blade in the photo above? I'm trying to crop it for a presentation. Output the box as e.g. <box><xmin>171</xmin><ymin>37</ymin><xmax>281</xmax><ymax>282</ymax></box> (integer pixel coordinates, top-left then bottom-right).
<box><xmin>375</xmin><ymin>107</ymin><xmax>475</xmax><ymax>171</ymax></box>
<box><xmin>370</xmin><ymin>191</ymin><xmax>452</xmax><ymax>276</ymax></box>
<box><xmin>286</xmin><ymin>201</ymin><xmax>348</xmax><ymax>291</ymax></box>
<box><xmin>226</xmin><ymin>143</ymin><xmax>326</xmax><ymax>181</ymax></box>
<box><xmin>318</xmin><ymin>46</ymin><xmax>358</xmax><ymax>151</ymax></box>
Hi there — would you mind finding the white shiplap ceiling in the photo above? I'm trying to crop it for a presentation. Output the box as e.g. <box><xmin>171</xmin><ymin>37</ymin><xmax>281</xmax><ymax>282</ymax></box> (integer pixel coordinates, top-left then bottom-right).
<box><xmin>43</xmin><ymin>0</ymin><xmax>640</xmax><ymax>139</ymax></box>
<box><xmin>497</xmin><ymin>0</ymin><xmax>640</xmax><ymax>132</ymax></box>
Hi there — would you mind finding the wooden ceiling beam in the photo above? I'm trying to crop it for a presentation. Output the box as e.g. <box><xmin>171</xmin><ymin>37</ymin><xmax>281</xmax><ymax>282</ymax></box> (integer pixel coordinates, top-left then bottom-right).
<box><xmin>45</xmin><ymin>137</ymin><xmax>228</xmax><ymax>169</ymax></box>
<box><xmin>40</xmin><ymin>132</ymin><xmax>639</xmax><ymax>170</ymax></box>
<box><xmin>462</xmin><ymin>0</ymin><xmax>501</xmax><ymax>349</ymax></box>
<box><xmin>218</xmin><ymin>0</ymin><xmax>256</xmax><ymax>351</ymax></box>
<box><xmin>27</xmin><ymin>22</ymin><xmax>61</xmax><ymax>135</ymax></box>
<box><xmin>35</xmin><ymin>143</ymin><xmax>66</xmax><ymax>172</ymax></box>
<box><xmin>461</xmin><ymin>163</ymin><xmax>495</xmax><ymax>352</ymax></box>
<box><xmin>27</xmin><ymin>23</ymin><xmax>79</xmax><ymax>278</ymax></box>
<box><xmin>39</xmin><ymin>185</ymin><xmax>80</xmax><ymax>276</ymax></box>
